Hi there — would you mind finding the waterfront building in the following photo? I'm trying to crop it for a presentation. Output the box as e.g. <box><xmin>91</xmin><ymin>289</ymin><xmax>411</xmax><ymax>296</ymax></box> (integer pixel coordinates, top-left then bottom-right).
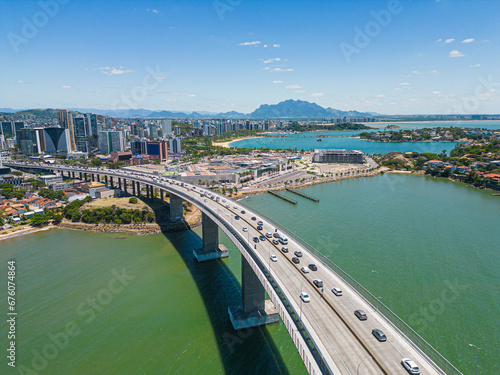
<box><xmin>312</xmin><ymin>149</ymin><xmax>364</xmax><ymax>163</ymax></box>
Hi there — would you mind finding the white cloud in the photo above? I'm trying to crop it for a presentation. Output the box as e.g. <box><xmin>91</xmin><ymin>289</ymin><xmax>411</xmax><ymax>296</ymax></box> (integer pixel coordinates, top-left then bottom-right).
<box><xmin>432</xmin><ymin>91</ymin><xmax>442</xmax><ymax>95</ymax></box>
<box><xmin>154</xmin><ymin>76</ymin><xmax>167</xmax><ymax>80</ymax></box>
<box><xmin>17</xmin><ymin>80</ymin><xmax>26</xmax><ymax>84</ymax></box>
<box><xmin>294</xmin><ymin>90</ymin><xmax>306</xmax><ymax>93</ymax></box>
<box><xmin>394</xmin><ymin>87</ymin><xmax>402</xmax><ymax>91</ymax></box>
<box><xmin>400</xmin><ymin>82</ymin><xmax>411</xmax><ymax>86</ymax></box>
<box><xmin>273</xmin><ymin>44</ymin><xmax>280</xmax><ymax>48</ymax></box>
<box><xmin>412</xmin><ymin>70</ymin><xmax>440</xmax><ymax>75</ymax></box>
<box><xmin>101</xmin><ymin>67</ymin><xmax>135</xmax><ymax>75</ymax></box>
<box><xmin>272</xmin><ymin>80</ymin><xmax>283</xmax><ymax>84</ymax></box>
<box><xmin>470</xmin><ymin>64</ymin><xmax>481</xmax><ymax>68</ymax></box>
<box><xmin>238</xmin><ymin>41</ymin><xmax>261</xmax><ymax>46</ymax></box>
<box><xmin>310</xmin><ymin>93</ymin><xmax>325</xmax><ymax>97</ymax></box>
<box><xmin>376</xmin><ymin>94</ymin><xmax>385</xmax><ymax>98</ymax></box>
<box><xmin>445</xmin><ymin>38</ymin><xmax>454</xmax><ymax>43</ymax></box>
<box><xmin>62</xmin><ymin>85</ymin><xmax>72</xmax><ymax>89</ymax></box>
<box><xmin>449</xmin><ymin>50</ymin><xmax>465</xmax><ymax>58</ymax></box>
<box><xmin>270</xmin><ymin>68</ymin><xmax>294</xmax><ymax>72</ymax></box>
<box><xmin>436</xmin><ymin>38</ymin><xmax>442</xmax><ymax>42</ymax></box>
<box><xmin>286</xmin><ymin>84</ymin><xmax>303</xmax><ymax>89</ymax></box>
<box><xmin>263</xmin><ymin>58</ymin><xmax>282</xmax><ymax>64</ymax></box>
<box><xmin>146</xmin><ymin>8</ymin><xmax>159</xmax><ymax>14</ymax></box>
<box><xmin>462</xmin><ymin>38</ymin><xmax>475</xmax><ymax>43</ymax></box>
<box><xmin>171</xmin><ymin>92</ymin><xmax>197</xmax><ymax>98</ymax></box>
<box><xmin>263</xmin><ymin>44</ymin><xmax>268</xmax><ymax>48</ymax></box>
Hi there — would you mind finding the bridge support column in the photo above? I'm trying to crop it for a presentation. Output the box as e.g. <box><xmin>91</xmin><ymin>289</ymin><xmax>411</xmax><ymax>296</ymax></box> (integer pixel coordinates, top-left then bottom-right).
<box><xmin>169</xmin><ymin>193</ymin><xmax>183</xmax><ymax>221</ymax></box>
<box><xmin>132</xmin><ymin>181</ymin><xmax>136</xmax><ymax>195</ymax></box>
<box><xmin>123</xmin><ymin>179</ymin><xmax>127</xmax><ymax>195</ymax></box>
<box><xmin>91</xmin><ymin>174</ymin><xmax>95</xmax><ymax>182</ymax></box>
<box><xmin>193</xmin><ymin>213</ymin><xmax>228</xmax><ymax>262</ymax></box>
<box><xmin>110</xmin><ymin>177</ymin><xmax>114</xmax><ymax>188</ymax></box>
<box><xmin>97</xmin><ymin>174</ymin><xmax>100</xmax><ymax>182</ymax></box>
<box><xmin>72</xmin><ymin>172</ymin><xmax>75</xmax><ymax>179</ymax></box>
<box><xmin>229</xmin><ymin>255</ymin><xmax>279</xmax><ymax>330</ymax></box>
<box><xmin>146</xmin><ymin>185</ymin><xmax>150</xmax><ymax>199</ymax></box>
<box><xmin>136</xmin><ymin>182</ymin><xmax>141</xmax><ymax>196</ymax></box>
<box><xmin>160</xmin><ymin>190</ymin><xmax>164</xmax><ymax>202</ymax></box>
<box><xmin>79</xmin><ymin>172</ymin><xmax>82</xmax><ymax>180</ymax></box>
<box><xmin>151</xmin><ymin>185</ymin><xmax>154</xmax><ymax>199</ymax></box>
<box><xmin>118</xmin><ymin>178</ymin><xmax>122</xmax><ymax>190</ymax></box>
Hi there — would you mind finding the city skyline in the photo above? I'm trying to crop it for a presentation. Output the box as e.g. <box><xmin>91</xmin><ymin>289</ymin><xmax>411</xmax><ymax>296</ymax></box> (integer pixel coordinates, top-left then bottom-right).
<box><xmin>1</xmin><ymin>0</ymin><xmax>500</xmax><ymax>114</ymax></box>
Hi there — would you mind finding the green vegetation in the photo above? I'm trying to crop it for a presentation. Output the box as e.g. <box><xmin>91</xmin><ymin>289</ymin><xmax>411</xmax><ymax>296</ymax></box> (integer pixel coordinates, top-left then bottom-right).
<box><xmin>450</xmin><ymin>139</ymin><xmax>499</xmax><ymax>159</ymax></box>
<box><xmin>0</xmin><ymin>183</ymin><xmax>26</xmax><ymax>200</ymax></box>
<box><xmin>128</xmin><ymin>197</ymin><xmax>138</xmax><ymax>204</ymax></box>
<box><xmin>38</xmin><ymin>188</ymin><xmax>68</xmax><ymax>202</ymax></box>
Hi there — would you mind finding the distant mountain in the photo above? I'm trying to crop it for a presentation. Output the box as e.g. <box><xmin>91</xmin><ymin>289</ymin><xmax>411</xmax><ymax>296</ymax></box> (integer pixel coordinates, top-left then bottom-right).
<box><xmin>2</xmin><ymin>100</ymin><xmax>377</xmax><ymax>120</ymax></box>
<box><xmin>249</xmin><ymin>100</ymin><xmax>374</xmax><ymax>119</ymax></box>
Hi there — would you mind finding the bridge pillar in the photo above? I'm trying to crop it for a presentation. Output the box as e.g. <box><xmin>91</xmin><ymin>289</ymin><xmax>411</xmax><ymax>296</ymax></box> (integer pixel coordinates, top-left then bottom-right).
<box><xmin>169</xmin><ymin>193</ymin><xmax>183</xmax><ymax>221</ymax></box>
<box><xmin>72</xmin><ymin>171</ymin><xmax>75</xmax><ymax>179</ymax></box>
<box><xmin>193</xmin><ymin>212</ymin><xmax>228</xmax><ymax>262</ymax></box>
<box><xmin>146</xmin><ymin>185</ymin><xmax>150</xmax><ymax>199</ymax></box>
<box><xmin>123</xmin><ymin>179</ymin><xmax>127</xmax><ymax>195</ymax></box>
<box><xmin>91</xmin><ymin>174</ymin><xmax>95</xmax><ymax>182</ymax></box>
<box><xmin>229</xmin><ymin>255</ymin><xmax>279</xmax><ymax>330</ymax></box>
<box><xmin>118</xmin><ymin>178</ymin><xmax>122</xmax><ymax>190</ymax></box>
<box><xmin>132</xmin><ymin>181</ymin><xmax>136</xmax><ymax>195</ymax></box>
<box><xmin>160</xmin><ymin>190</ymin><xmax>164</xmax><ymax>202</ymax></box>
<box><xmin>110</xmin><ymin>177</ymin><xmax>114</xmax><ymax>188</ymax></box>
<box><xmin>79</xmin><ymin>172</ymin><xmax>82</xmax><ymax>180</ymax></box>
<box><xmin>136</xmin><ymin>182</ymin><xmax>141</xmax><ymax>196</ymax></box>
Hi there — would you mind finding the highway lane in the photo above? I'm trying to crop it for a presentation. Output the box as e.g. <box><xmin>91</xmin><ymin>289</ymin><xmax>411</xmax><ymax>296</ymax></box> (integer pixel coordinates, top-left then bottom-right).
<box><xmin>8</xmin><ymin>163</ymin><xmax>446</xmax><ymax>375</ymax></box>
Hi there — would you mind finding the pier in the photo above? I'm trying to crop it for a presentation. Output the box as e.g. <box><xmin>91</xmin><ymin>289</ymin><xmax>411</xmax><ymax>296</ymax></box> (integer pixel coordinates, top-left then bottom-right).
<box><xmin>285</xmin><ymin>188</ymin><xmax>320</xmax><ymax>202</ymax></box>
<box><xmin>267</xmin><ymin>190</ymin><xmax>298</xmax><ymax>205</ymax></box>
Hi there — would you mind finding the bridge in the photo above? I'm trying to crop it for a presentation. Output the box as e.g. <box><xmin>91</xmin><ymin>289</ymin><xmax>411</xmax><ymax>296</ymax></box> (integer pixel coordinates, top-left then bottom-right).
<box><xmin>5</xmin><ymin>161</ymin><xmax>463</xmax><ymax>375</ymax></box>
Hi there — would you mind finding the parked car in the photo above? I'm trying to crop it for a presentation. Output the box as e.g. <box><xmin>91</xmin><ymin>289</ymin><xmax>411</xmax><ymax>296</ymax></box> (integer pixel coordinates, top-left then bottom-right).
<box><xmin>331</xmin><ymin>287</ymin><xmax>342</xmax><ymax>296</ymax></box>
<box><xmin>300</xmin><ymin>266</ymin><xmax>310</xmax><ymax>273</ymax></box>
<box><xmin>270</xmin><ymin>255</ymin><xmax>278</xmax><ymax>262</ymax></box>
<box><xmin>242</xmin><ymin>227</ymin><xmax>248</xmax><ymax>232</ymax></box>
<box><xmin>354</xmin><ymin>310</ymin><xmax>367</xmax><ymax>320</ymax></box>
<box><xmin>292</xmin><ymin>257</ymin><xmax>300</xmax><ymax>264</ymax></box>
<box><xmin>281</xmin><ymin>247</ymin><xmax>289</xmax><ymax>253</ymax></box>
<box><xmin>294</xmin><ymin>251</ymin><xmax>302</xmax><ymax>257</ymax></box>
<box><xmin>313</xmin><ymin>279</ymin><xmax>323</xmax><ymax>288</ymax></box>
<box><xmin>300</xmin><ymin>292</ymin><xmax>310</xmax><ymax>303</ymax></box>
<box><xmin>401</xmin><ymin>358</ymin><xmax>421</xmax><ymax>375</ymax></box>
<box><xmin>308</xmin><ymin>264</ymin><xmax>317</xmax><ymax>271</ymax></box>
<box><xmin>372</xmin><ymin>329</ymin><xmax>387</xmax><ymax>342</ymax></box>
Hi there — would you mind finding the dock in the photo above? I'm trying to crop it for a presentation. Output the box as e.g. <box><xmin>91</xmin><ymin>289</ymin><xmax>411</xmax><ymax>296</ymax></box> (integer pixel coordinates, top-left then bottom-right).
<box><xmin>285</xmin><ymin>188</ymin><xmax>320</xmax><ymax>202</ymax></box>
<box><xmin>267</xmin><ymin>190</ymin><xmax>298</xmax><ymax>205</ymax></box>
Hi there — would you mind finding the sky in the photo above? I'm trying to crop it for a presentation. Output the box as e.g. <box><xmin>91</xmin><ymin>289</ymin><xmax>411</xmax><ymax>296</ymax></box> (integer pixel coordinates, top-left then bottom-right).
<box><xmin>1</xmin><ymin>0</ymin><xmax>500</xmax><ymax>115</ymax></box>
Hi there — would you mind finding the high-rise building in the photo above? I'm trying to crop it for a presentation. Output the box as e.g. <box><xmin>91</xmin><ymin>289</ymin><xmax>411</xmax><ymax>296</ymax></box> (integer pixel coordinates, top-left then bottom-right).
<box><xmin>161</xmin><ymin>119</ymin><xmax>172</xmax><ymax>136</ymax></box>
<box><xmin>16</xmin><ymin>128</ymin><xmax>39</xmax><ymax>156</ymax></box>
<box><xmin>43</xmin><ymin>127</ymin><xmax>69</xmax><ymax>153</ymax></box>
<box><xmin>1</xmin><ymin>121</ymin><xmax>24</xmax><ymax>138</ymax></box>
<box><xmin>149</xmin><ymin>123</ymin><xmax>158</xmax><ymax>138</ymax></box>
<box><xmin>169</xmin><ymin>137</ymin><xmax>182</xmax><ymax>154</ymax></box>
<box><xmin>146</xmin><ymin>141</ymin><xmax>168</xmax><ymax>162</ymax></box>
<box><xmin>58</xmin><ymin>110</ymin><xmax>76</xmax><ymax>152</ymax></box>
<box><xmin>174</xmin><ymin>125</ymin><xmax>181</xmax><ymax>136</ymax></box>
<box><xmin>99</xmin><ymin>131</ymin><xmax>124</xmax><ymax>154</ymax></box>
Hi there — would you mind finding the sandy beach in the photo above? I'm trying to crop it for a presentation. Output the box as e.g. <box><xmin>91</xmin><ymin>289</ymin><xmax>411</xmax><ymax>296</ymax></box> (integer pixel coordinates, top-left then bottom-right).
<box><xmin>212</xmin><ymin>136</ymin><xmax>264</xmax><ymax>148</ymax></box>
<box><xmin>0</xmin><ymin>225</ymin><xmax>56</xmax><ymax>241</ymax></box>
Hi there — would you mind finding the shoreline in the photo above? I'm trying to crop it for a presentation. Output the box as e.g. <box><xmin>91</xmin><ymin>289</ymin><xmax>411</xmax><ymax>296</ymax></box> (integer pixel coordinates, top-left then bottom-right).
<box><xmin>212</xmin><ymin>136</ymin><xmax>263</xmax><ymax>148</ymax></box>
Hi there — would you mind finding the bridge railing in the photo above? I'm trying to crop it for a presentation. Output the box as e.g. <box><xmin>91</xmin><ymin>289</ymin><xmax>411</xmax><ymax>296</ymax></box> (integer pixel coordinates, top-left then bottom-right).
<box><xmin>237</xmin><ymin>199</ymin><xmax>463</xmax><ymax>375</ymax></box>
<box><xmin>154</xmin><ymin>181</ymin><xmax>335</xmax><ymax>375</ymax></box>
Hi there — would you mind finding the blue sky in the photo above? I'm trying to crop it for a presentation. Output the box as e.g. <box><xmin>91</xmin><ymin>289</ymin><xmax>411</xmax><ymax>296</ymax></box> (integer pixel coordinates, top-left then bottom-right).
<box><xmin>1</xmin><ymin>0</ymin><xmax>500</xmax><ymax>114</ymax></box>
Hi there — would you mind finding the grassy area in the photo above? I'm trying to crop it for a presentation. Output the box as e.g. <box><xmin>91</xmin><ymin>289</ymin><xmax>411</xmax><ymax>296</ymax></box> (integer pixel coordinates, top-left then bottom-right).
<box><xmin>81</xmin><ymin>197</ymin><xmax>165</xmax><ymax>211</ymax></box>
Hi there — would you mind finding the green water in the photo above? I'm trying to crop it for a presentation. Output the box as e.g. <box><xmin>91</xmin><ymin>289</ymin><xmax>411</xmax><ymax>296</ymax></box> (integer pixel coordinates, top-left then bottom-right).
<box><xmin>1</xmin><ymin>174</ymin><xmax>499</xmax><ymax>374</ymax></box>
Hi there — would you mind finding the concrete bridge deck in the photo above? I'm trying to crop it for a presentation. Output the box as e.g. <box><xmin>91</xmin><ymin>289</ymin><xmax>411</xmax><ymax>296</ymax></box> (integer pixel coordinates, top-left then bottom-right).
<box><xmin>5</xmin><ymin>161</ymin><xmax>462</xmax><ymax>375</ymax></box>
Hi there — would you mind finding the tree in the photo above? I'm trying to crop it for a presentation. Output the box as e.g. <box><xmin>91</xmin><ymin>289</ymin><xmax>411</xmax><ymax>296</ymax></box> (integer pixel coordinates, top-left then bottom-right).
<box><xmin>90</xmin><ymin>158</ymin><xmax>102</xmax><ymax>167</ymax></box>
<box><xmin>129</xmin><ymin>197</ymin><xmax>138</xmax><ymax>204</ymax></box>
<box><xmin>31</xmin><ymin>214</ymin><xmax>49</xmax><ymax>227</ymax></box>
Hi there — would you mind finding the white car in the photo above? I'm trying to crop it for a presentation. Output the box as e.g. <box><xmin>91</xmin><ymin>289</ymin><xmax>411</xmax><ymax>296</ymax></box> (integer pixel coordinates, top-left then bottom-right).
<box><xmin>242</xmin><ymin>227</ymin><xmax>248</xmax><ymax>232</ymax></box>
<box><xmin>300</xmin><ymin>266</ymin><xmax>310</xmax><ymax>274</ymax></box>
<box><xmin>332</xmin><ymin>287</ymin><xmax>342</xmax><ymax>296</ymax></box>
<box><xmin>300</xmin><ymin>292</ymin><xmax>310</xmax><ymax>303</ymax></box>
<box><xmin>233</xmin><ymin>206</ymin><xmax>237</xmax><ymax>209</ymax></box>
<box><xmin>270</xmin><ymin>255</ymin><xmax>277</xmax><ymax>262</ymax></box>
<box><xmin>401</xmin><ymin>358</ymin><xmax>421</xmax><ymax>374</ymax></box>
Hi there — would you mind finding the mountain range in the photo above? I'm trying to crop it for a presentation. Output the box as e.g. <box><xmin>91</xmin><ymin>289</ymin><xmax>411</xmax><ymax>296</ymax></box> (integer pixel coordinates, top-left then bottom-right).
<box><xmin>0</xmin><ymin>100</ymin><xmax>378</xmax><ymax>119</ymax></box>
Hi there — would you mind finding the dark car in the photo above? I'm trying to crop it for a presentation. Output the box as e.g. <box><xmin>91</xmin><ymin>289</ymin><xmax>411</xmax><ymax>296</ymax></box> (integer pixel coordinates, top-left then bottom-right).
<box><xmin>235</xmin><ymin>215</ymin><xmax>240</xmax><ymax>220</ymax></box>
<box><xmin>241</xmin><ymin>210</ymin><xmax>246</xmax><ymax>214</ymax></box>
<box><xmin>273</xmin><ymin>232</ymin><xmax>280</xmax><ymax>238</ymax></box>
<box><xmin>292</xmin><ymin>257</ymin><xmax>300</xmax><ymax>264</ymax></box>
<box><xmin>313</xmin><ymin>279</ymin><xmax>323</xmax><ymax>288</ymax></box>
<box><xmin>281</xmin><ymin>247</ymin><xmax>289</xmax><ymax>253</ymax></box>
<box><xmin>253</xmin><ymin>237</ymin><xmax>259</xmax><ymax>243</ymax></box>
<box><xmin>308</xmin><ymin>264</ymin><xmax>317</xmax><ymax>271</ymax></box>
<box><xmin>354</xmin><ymin>310</ymin><xmax>367</xmax><ymax>320</ymax></box>
<box><xmin>257</xmin><ymin>221</ymin><xmax>263</xmax><ymax>226</ymax></box>
<box><xmin>257</xmin><ymin>225</ymin><xmax>263</xmax><ymax>230</ymax></box>
<box><xmin>259</xmin><ymin>235</ymin><xmax>266</xmax><ymax>241</ymax></box>
<box><xmin>294</xmin><ymin>250</ymin><xmax>302</xmax><ymax>257</ymax></box>
<box><xmin>251</xmin><ymin>216</ymin><xmax>256</xmax><ymax>221</ymax></box>
<box><xmin>372</xmin><ymin>329</ymin><xmax>387</xmax><ymax>342</ymax></box>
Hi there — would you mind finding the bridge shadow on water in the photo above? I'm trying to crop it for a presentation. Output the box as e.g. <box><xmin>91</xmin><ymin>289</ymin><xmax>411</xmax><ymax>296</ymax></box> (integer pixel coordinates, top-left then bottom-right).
<box><xmin>154</xmin><ymin>199</ymin><xmax>292</xmax><ymax>375</ymax></box>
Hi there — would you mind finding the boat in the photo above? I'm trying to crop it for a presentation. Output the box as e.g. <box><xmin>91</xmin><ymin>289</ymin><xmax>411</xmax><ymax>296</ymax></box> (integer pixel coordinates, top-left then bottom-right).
<box><xmin>317</xmin><ymin>138</ymin><xmax>322</xmax><ymax>142</ymax></box>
